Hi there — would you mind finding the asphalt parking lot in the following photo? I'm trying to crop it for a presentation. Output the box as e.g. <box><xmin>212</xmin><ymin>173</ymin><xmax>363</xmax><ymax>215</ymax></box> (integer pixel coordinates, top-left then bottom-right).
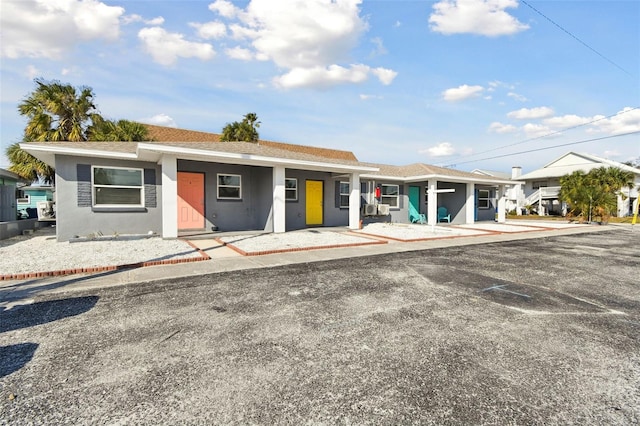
<box><xmin>1</xmin><ymin>228</ymin><xmax>639</xmax><ymax>424</ymax></box>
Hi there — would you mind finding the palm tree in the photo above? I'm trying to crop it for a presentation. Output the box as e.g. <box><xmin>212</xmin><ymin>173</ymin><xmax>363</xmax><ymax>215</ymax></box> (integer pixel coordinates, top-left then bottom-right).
<box><xmin>5</xmin><ymin>142</ymin><xmax>55</xmax><ymax>184</ymax></box>
<box><xmin>87</xmin><ymin>118</ymin><xmax>150</xmax><ymax>141</ymax></box>
<box><xmin>8</xmin><ymin>79</ymin><xmax>151</xmax><ymax>183</ymax></box>
<box><xmin>18</xmin><ymin>78</ymin><xmax>97</xmax><ymax>142</ymax></box>
<box><xmin>220</xmin><ymin>113</ymin><xmax>260</xmax><ymax>142</ymax></box>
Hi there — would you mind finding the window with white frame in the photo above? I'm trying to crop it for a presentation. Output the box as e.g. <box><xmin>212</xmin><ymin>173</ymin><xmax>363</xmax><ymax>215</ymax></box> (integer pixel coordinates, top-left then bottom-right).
<box><xmin>217</xmin><ymin>174</ymin><xmax>241</xmax><ymax>199</ymax></box>
<box><xmin>285</xmin><ymin>178</ymin><xmax>298</xmax><ymax>200</ymax></box>
<box><xmin>92</xmin><ymin>166</ymin><xmax>144</xmax><ymax>206</ymax></box>
<box><xmin>17</xmin><ymin>190</ymin><xmax>29</xmax><ymax>205</ymax></box>
<box><xmin>478</xmin><ymin>189</ymin><xmax>490</xmax><ymax>209</ymax></box>
<box><xmin>381</xmin><ymin>184</ymin><xmax>399</xmax><ymax>207</ymax></box>
<box><xmin>339</xmin><ymin>182</ymin><xmax>350</xmax><ymax>208</ymax></box>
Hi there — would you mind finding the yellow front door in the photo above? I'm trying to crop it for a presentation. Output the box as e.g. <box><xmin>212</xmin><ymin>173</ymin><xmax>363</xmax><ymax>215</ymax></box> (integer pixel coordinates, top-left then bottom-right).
<box><xmin>306</xmin><ymin>180</ymin><xmax>323</xmax><ymax>225</ymax></box>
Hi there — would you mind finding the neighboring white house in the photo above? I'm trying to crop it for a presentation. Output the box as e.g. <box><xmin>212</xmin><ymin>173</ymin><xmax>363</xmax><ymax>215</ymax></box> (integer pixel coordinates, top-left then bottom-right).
<box><xmin>516</xmin><ymin>152</ymin><xmax>640</xmax><ymax>217</ymax></box>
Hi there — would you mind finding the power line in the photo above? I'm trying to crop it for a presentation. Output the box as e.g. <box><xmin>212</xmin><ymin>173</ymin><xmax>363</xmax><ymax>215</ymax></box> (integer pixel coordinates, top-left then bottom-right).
<box><xmin>442</xmin><ymin>106</ymin><xmax>639</xmax><ymax>167</ymax></box>
<box><xmin>520</xmin><ymin>0</ymin><xmax>634</xmax><ymax>78</ymax></box>
<box><xmin>446</xmin><ymin>131</ymin><xmax>640</xmax><ymax>167</ymax></box>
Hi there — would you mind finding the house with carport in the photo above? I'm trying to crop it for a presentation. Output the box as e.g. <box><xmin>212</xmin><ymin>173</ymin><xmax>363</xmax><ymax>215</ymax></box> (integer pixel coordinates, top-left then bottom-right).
<box><xmin>20</xmin><ymin>125</ymin><xmax>518</xmax><ymax>241</ymax></box>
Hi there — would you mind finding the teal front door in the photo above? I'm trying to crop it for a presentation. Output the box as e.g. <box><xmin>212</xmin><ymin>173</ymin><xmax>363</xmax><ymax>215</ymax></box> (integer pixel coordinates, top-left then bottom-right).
<box><xmin>409</xmin><ymin>186</ymin><xmax>420</xmax><ymax>222</ymax></box>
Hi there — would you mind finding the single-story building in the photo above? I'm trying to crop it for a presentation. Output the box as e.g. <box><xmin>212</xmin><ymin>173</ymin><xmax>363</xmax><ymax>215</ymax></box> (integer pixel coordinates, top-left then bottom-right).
<box><xmin>17</xmin><ymin>185</ymin><xmax>56</xmax><ymax>220</ymax></box>
<box><xmin>0</xmin><ymin>168</ymin><xmax>23</xmax><ymax>222</ymax></box>
<box><xmin>20</xmin><ymin>125</ymin><xmax>518</xmax><ymax>241</ymax></box>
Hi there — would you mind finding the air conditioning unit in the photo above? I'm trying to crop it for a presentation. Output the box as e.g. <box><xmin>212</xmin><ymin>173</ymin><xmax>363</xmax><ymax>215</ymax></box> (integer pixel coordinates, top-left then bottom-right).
<box><xmin>377</xmin><ymin>204</ymin><xmax>390</xmax><ymax>216</ymax></box>
<box><xmin>363</xmin><ymin>204</ymin><xmax>377</xmax><ymax>216</ymax></box>
<box><xmin>37</xmin><ymin>201</ymin><xmax>56</xmax><ymax>221</ymax></box>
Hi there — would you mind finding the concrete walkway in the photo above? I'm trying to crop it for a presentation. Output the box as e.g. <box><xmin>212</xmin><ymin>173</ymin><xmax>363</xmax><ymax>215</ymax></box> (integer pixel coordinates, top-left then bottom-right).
<box><xmin>0</xmin><ymin>220</ymin><xmax>623</xmax><ymax>308</ymax></box>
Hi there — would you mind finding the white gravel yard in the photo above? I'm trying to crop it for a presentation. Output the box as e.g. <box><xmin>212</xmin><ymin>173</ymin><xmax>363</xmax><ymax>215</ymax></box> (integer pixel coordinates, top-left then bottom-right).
<box><xmin>0</xmin><ymin>227</ymin><xmax>204</xmax><ymax>276</ymax></box>
<box><xmin>217</xmin><ymin>229</ymin><xmax>382</xmax><ymax>254</ymax></box>
<box><xmin>357</xmin><ymin>223</ymin><xmax>489</xmax><ymax>240</ymax></box>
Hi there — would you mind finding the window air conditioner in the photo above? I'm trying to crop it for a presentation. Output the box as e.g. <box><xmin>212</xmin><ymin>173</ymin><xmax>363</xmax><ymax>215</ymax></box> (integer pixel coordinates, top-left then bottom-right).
<box><xmin>363</xmin><ymin>204</ymin><xmax>377</xmax><ymax>216</ymax></box>
<box><xmin>377</xmin><ymin>204</ymin><xmax>390</xmax><ymax>216</ymax></box>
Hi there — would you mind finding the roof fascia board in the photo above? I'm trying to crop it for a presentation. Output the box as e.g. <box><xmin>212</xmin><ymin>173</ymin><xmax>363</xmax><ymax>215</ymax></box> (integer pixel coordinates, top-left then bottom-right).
<box><xmin>137</xmin><ymin>143</ymin><xmax>378</xmax><ymax>173</ymax></box>
<box><xmin>20</xmin><ymin>143</ymin><xmax>138</xmax><ymax>166</ymax></box>
<box><xmin>361</xmin><ymin>173</ymin><xmax>517</xmax><ymax>185</ymax></box>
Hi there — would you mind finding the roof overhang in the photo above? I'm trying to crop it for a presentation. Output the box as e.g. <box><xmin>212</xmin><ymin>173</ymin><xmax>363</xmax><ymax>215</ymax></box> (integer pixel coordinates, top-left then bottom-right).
<box><xmin>20</xmin><ymin>144</ymin><xmax>137</xmax><ymax>166</ymax></box>
<box><xmin>360</xmin><ymin>173</ymin><xmax>519</xmax><ymax>186</ymax></box>
<box><xmin>20</xmin><ymin>142</ymin><xmax>379</xmax><ymax>175</ymax></box>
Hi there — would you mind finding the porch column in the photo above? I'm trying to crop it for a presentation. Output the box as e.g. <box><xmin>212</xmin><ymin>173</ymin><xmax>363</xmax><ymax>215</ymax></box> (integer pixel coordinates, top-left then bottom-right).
<box><xmin>466</xmin><ymin>183</ymin><xmax>475</xmax><ymax>224</ymax></box>
<box><xmin>272</xmin><ymin>166</ymin><xmax>286</xmax><ymax>233</ymax></box>
<box><xmin>161</xmin><ymin>155</ymin><xmax>178</xmax><ymax>238</ymax></box>
<box><xmin>497</xmin><ymin>184</ymin><xmax>507</xmax><ymax>223</ymax></box>
<box><xmin>427</xmin><ymin>180</ymin><xmax>438</xmax><ymax>226</ymax></box>
<box><xmin>349</xmin><ymin>173</ymin><xmax>361</xmax><ymax>230</ymax></box>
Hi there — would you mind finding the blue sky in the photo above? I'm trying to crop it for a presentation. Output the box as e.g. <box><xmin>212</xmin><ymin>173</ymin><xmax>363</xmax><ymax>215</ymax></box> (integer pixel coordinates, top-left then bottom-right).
<box><xmin>1</xmin><ymin>0</ymin><xmax>639</xmax><ymax>173</ymax></box>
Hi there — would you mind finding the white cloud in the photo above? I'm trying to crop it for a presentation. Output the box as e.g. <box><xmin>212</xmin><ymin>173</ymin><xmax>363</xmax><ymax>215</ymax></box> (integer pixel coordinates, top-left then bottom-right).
<box><xmin>507</xmin><ymin>106</ymin><xmax>554</xmax><ymax>120</ymax></box>
<box><xmin>371</xmin><ymin>67</ymin><xmax>398</xmax><ymax>85</ymax></box>
<box><xmin>543</xmin><ymin>114</ymin><xmax>590</xmax><ymax>129</ymax></box>
<box><xmin>139</xmin><ymin>113</ymin><xmax>177</xmax><ymax>128</ymax></box>
<box><xmin>189</xmin><ymin>21</ymin><xmax>227</xmax><ymax>39</ymax></box>
<box><xmin>1</xmin><ymin>0</ymin><xmax>124</xmax><ymax>59</ymax></box>
<box><xmin>138</xmin><ymin>27</ymin><xmax>216</xmax><ymax>66</ymax></box>
<box><xmin>522</xmin><ymin>123</ymin><xmax>553</xmax><ymax>138</ymax></box>
<box><xmin>507</xmin><ymin>92</ymin><xmax>527</xmax><ymax>102</ymax></box>
<box><xmin>26</xmin><ymin>65</ymin><xmax>40</xmax><ymax>80</ymax></box>
<box><xmin>225</xmin><ymin>46</ymin><xmax>254</xmax><ymax>61</ymax></box>
<box><xmin>273</xmin><ymin>64</ymin><xmax>370</xmax><ymax>89</ymax></box>
<box><xmin>370</xmin><ymin>37</ymin><xmax>387</xmax><ymax>56</ymax></box>
<box><xmin>590</xmin><ymin>107</ymin><xmax>640</xmax><ymax>135</ymax></box>
<box><xmin>122</xmin><ymin>14</ymin><xmax>164</xmax><ymax>26</ymax></box>
<box><xmin>429</xmin><ymin>0</ymin><xmax>530</xmax><ymax>37</ymax></box>
<box><xmin>209</xmin><ymin>0</ymin><xmax>241</xmax><ymax>19</ymax></box>
<box><xmin>421</xmin><ymin>142</ymin><xmax>455</xmax><ymax>157</ymax></box>
<box><xmin>488</xmin><ymin>122</ymin><xmax>517</xmax><ymax>134</ymax></box>
<box><xmin>442</xmin><ymin>84</ymin><xmax>484</xmax><ymax>101</ymax></box>
<box><xmin>360</xmin><ymin>94</ymin><xmax>383</xmax><ymax>100</ymax></box>
<box><xmin>201</xmin><ymin>0</ymin><xmax>395</xmax><ymax>89</ymax></box>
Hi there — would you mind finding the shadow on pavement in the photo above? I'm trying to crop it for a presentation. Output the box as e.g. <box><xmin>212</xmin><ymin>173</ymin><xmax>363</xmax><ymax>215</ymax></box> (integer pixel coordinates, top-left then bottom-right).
<box><xmin>0</xmin><ymin>342</ymin><xmax>38</xmax><ymax>378</ymax></box>
<box><xmin>0</xmin><ymin>296</ymin><xmax>99</xmax><ymax>333</ymax></box>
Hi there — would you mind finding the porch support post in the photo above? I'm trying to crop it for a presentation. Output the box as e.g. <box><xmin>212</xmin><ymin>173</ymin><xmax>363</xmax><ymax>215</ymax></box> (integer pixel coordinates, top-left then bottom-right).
<box><xmin>161</xmin><ymin>155</ymin><xmax>178</xmax><ymax>238</ymax></box>
<box><xmin>497</xmin><ymin>184</ymin><xmax>507</xmax><ymax>223</ymax></box>
<box><xmin>427</xmin><ymin>180</ymin><xmax>438</xmax><ymax>226</ymax></box>
<box><xmin>466</xmin><ymin>183</ymin><xmax>475</xmax><ymax>224</ymax></box>
<box><xmin>349</xmin><ymin>173</ymin><xmax>361</xmax><ymax>230</ymax></box>
<box><xmin>272</xmin><ymin>166</ymin><xmax>286</xmax><ymax>233</ymax></box>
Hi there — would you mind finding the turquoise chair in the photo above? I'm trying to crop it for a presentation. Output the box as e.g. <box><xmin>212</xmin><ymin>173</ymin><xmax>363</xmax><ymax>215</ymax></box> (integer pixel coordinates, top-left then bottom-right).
<box><xmin>409</xmin><ymin>203</ymin><xmax>426</xmax><ymax>224</ymax></box>
<box><xmin>437</xmin><ymin>207</ymin><xmax>451</xmax><ymax>223</ymax></box>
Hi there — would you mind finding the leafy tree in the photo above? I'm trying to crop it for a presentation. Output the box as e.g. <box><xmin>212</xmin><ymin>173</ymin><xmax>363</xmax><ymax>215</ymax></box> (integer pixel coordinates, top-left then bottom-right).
<box><xmin>7</xmin><ymin>79</ymin><xmax>151</xmax><ymax>183</ymax></box>
<box><xmin>558</xmin><ymin>166</ymin><xmax>635</xmax><ymax>222</ymax></box>
<box><xmin>5</xmin><ymin>142</ymin><xmax>55</xmax><ymax>184</ymax></box>
<box><xmin>87</xmin><ymin>117</ymin><xmax>150</xmax><ymax>141</ymax></box>
<box><xmin>220</xmin><ymin>113</ymin><xmax>260</xmax><ymax>142</ymax></box>
<box><xmin>18</xmin><ymin>78</ymin><xmax>98</xmax><ymax>142</ymax></box>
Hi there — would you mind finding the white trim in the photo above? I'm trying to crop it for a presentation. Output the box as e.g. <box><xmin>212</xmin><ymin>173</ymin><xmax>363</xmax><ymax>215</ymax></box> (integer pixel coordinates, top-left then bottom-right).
<box><xmin>217</xmin><ymin>173</ymin><xmax>242</xmax><ymax>200</ymax></box>
<box><xmin>91</xmin><ymin>165</ymin><xmax>144</xmax><ymax>208</ymax></box>
<box><xmin>137</xmin><ymin>143</ymin><xmax>378</xmax><ymax>173</ymax></box>
<box><xmin>273</xmin><ymin>166</ymin><xmax>286</xmax><ymax>233</ymax></box>
<box><xmin>285</xmin><ymin>177</ymin><xmax>298</xmax><ymax>201</ymax></box>
<box><xmin>349</xmin><ymin>173</ymin><xmax>360</xmax><ymax>230</ymax></box>
<box><xmin>162</xmin><ymin>156</ymin><xmax>178</xmax><ymax>238</ymax></box>
<box><xmin>361</xmin><ymin>173</ymin><xmax>517</xmax><ymax>186</ymax></box>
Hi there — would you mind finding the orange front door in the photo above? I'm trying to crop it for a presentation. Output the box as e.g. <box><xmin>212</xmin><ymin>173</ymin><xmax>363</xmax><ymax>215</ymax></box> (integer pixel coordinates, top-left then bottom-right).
<box><xmin>177</xmin><ymin>172</ymin><xmax>205</xmax><ymax>230</ymax></box>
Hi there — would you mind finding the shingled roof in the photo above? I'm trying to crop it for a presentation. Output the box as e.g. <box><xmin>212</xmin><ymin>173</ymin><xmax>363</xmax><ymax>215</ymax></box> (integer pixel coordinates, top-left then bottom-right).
<box><xmin>143</xmin><ymin>123</ymin><xmax>358</xmax><ymax>162</ymax></box>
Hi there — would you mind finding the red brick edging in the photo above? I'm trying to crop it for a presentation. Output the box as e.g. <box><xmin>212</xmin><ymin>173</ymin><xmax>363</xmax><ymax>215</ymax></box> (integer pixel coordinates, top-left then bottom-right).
<box><xmin>215</xmin><ymin>238</ymin><xmax>387</xmax><ymax>257</ymax></box>
<box><xmin>0</xmin><ymin>240</ymin><xmax>210</xmax><ymax>281</ymax></box>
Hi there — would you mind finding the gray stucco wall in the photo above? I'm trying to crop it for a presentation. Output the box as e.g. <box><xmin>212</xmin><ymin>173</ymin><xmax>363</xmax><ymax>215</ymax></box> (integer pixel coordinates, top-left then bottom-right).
<box><xmin>437</xmin><ymin>182</ymin><xmax>467</xmax><ymax>224</ymax></box>
<box><xmin>284</xmin><ymin>169</ymin><xmax>349</xmax><ymax>230</ymax></box>
<box><xmin>177</xmin><ymin>162</ymin><xmax>349</xmax><ymax>232</ymax></box>
<box><xmin>55</xmin><ymin>155</ymin><xmax>162</xmax><ymax>241</ymax></box>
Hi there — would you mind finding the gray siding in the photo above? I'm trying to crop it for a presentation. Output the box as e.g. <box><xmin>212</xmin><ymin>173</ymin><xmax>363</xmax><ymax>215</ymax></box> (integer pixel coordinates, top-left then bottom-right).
<box><xmin>55</xmin><ymin>155</ymin><xmax>162</xmax><ymax>241</ymax></box>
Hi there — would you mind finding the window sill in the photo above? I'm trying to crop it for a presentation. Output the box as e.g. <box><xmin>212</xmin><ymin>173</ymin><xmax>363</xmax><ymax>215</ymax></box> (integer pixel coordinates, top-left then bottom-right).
<box><xmin>92</xmin><ymin>206</ymin><xmax>147</xmax><ymax>213</ymax></box>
